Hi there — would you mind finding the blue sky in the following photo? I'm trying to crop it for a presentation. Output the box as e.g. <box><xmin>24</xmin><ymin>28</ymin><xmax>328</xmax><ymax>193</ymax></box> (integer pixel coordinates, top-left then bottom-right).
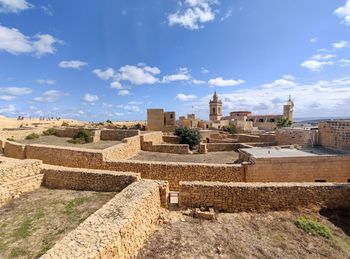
<box><xmin>0</xmin><ymin>0</ymin><xmax>349</xmax><ymax>121</ymax></box>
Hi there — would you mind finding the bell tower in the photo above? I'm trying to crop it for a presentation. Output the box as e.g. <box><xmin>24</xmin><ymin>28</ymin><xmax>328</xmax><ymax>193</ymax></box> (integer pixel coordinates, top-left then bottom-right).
<box><xmin>283</xmin><ymin>95</ymin><xmax>294</xmax><ymax>122</ymax></box>
<box><xmin>209</xmin><ymin>91</ymin><xmax>222</xmax><ymax>121</ymax></box>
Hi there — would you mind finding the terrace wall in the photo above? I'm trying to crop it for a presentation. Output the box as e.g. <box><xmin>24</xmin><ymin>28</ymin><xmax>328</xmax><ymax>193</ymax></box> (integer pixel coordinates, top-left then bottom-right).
<box><xmin>141</xmin><ymin>141</ymin><xmax>192</xmax><ymax>154</ymax></box>
<box><xmin>276</xmin><ymin>128</ymin><xmax>319</xmax><ymax>147</ymax></box>
<box><xmin>0</xmin><ymin>158</ymin><xmax>42</xmax><ymax>184</ymax></box>
<box><xmin>4</xmin><ymin>141</ymin><xmax>26</xmax><ymax>159</ymax></box>
<box><xmin>207</xmin><ymin>143</ymin><xmax>236</xmax><ymax>152</ymax></box>
<box><xmin>42</xmin><ymin>165</ymin><xmax>140</xmax><ymax>192</ymax></box>
<box><xmin>179</xmin><ymin>181</ymin><xmax>350</xmax><ymax>212</ymax></box>
<box><xmin>42</xmin><ymin>180</ymin><xmax>167</xmax><ymax>259</ymax></box>
<box><xmin>245</xmin><ymin>155</ymin><xmax>350</xmax><ymax>182</ymax></box>
<box><xmin>100</xmin><ymin>129</ymin><xmax>140</xmax><ymax>141</ymax></box>
<box><xmin>103</xmin><ymin>135</ymin><xmax>141</xmax><ymax>160</ymax></box>
<box><xmin>319</xmin><ymin>121</ymin><xmax>350</xmax><ymax>151</ymax></box>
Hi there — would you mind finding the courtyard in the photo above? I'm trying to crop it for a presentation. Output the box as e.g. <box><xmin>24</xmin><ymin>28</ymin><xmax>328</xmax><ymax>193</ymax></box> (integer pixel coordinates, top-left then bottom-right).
<box><xmin>0</xmin><ymin>188</ymin><xmax>116</xmax><ymax>259</ymax></box>
<box><xmin>129</xmin><ymin>150</ymin><xmax>239</xmax><ymax>164</ymax></box>
<box><xmin>18</xmin><ymin>135</ymin><xmax>121</xmax><ymax>150</ymax></box>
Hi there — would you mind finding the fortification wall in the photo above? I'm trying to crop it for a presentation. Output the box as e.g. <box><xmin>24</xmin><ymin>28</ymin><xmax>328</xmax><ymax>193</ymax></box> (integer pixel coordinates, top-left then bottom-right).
<box><xmin>319</xmin><ymin>121</ymin><xmax>350</xmax><ymax>151</ymax></box>
<box><xmin>42</xmin><ymin>180</ymin><xmax>167</xmax><ymax>259</ymax></box>
<box><xmin>246</xmin><ymin>155</ymin><xmax>350</xmax><ymax>182</ymax></box>
<box><xmin>42</xmin><ymin>165</ymin><xmax>140</xmax><ymax>192</ymax></box>
<box><xmin>102</xmin><ymin>161</ymin><xmax>244</xmax><ymax>190</ymax></box>
<box><xmin>100</xmin><ymin>129</ymin><xmax>140</xmax><ymax>141</ymax></box>
<box><xmin>0</xmin><ymin>158</ymin><xmax>42</xmax><ymax>184</ymax></box>
<box><xmin>179</xmin><ymin>181</ymin><xmax>350</xmax><ymax>212</ymax></box>
<box><xmin>4</xmin><ymin>141</ymin><xmax>26</xmax><ymax>159</ymax></box>
<box><xmin>276</xmin><ymin>128</ymin><xmax>319</xmax><ymax>147</ymax></box>
<box><xmin>0</xmin><ymin>174</ymin><xmax>43</xmax><ymax>207</ymax></box>
<box><xmin>103</xmin><ymin>135</ymin><xmax>141</xmax><ymax>160</ymax></box>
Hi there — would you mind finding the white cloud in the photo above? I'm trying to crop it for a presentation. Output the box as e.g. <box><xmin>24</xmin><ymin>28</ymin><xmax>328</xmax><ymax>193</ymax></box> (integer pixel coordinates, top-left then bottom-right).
<box><xmin>0</xmin><ymin>25</ymin><xmax>59</xmax><ymax>56</ymax></box>
<box><xmin>192</xmin><ymin>79</ymin><xmax>206</xmax><ymax>84</ymax></box>
<box><xmin>310</xmin><ymin>37</ymin><xmax>317</xmax><ymax>43</ymax></box>
<box><xmin>0</xmin><ymin>87</ymin><xmax>32</xmax><ymax>95</ymax></box>
<box><xmin>34</xmin><ymin>90</ymin><xmax>65</xmax><ymax>103</ymax></box>
<box><xmin>36</xmin><ymin>79</ymin><xmax>55</xmax><ymax>85</ymax></box>
<box><xmin>83</xmin><ymin>93</ymin><xmax>99</xmax><ymax>102</ymax></box>
<box><xmin>118</xmin><ymin>90</ymin><xmax>131</xmax><ymax>96</ymax></box>
<box><xmin>311</xmin><ymin>54</ymin><xmax>336</xmax><ymax>60</ymax></box>
<box><xmin>162</xmin><ymin>67</ymin><xmax>191</xmax><ymax>83</ymax></box>
<box><xmin>208</xmin><ymin>77</ymin><xmax>245</xmax><ymax>87</ymax></box>
<box><xmin>262</xmin><ymin>75</ymin><xmax>296</xmax><ymax>88</ymax></box>
<box><xmin>221</xmin><ymin>8</ymin><xmax>232</xmax><ymax>22</ymax></box>
<box><xmin>0</xmin><ymin>104</ymin><xmax>15</xmax><ymax>114</ymax></box>
<box><xmin>110</xmin><ymin>81</ymin><xmax>123</xmax><ymax>89</ymax></box>
<box><xmin>0</xmin><ymin>0</ymin><xmax>32</xmax><ymax>13</ymax></box>
<box><xmin>115</xmin><ymin>112</ymin><xmax>124</xmax><ymax>116</ymax></box>
<box><xmin>93</xmin><ymin>68</ymin><xmax>115</xmax><ymax>80</ymax></box>
<box><xmin>176</xmin><ymin>93</ymin><xmax>197</xmax><ymax>101</ymax></box>
<box><xmin>117</xmin><ymin>104</ymin><xmax>140</xmax><ymax>112</ymax></box>
<box><xmin>58</xmin><ymin>60</ymin><xmax>88</xmax><ymax>69</ymax></box>
<box><xmin>333</xmin><ymin>40</ymin><xmax>349</xmax><ymax>49</ymax></box>
<box><xmin>117</xmin><ymin>65</ymin><xmax>159</xmax><ymax>85</ymax></box>
<box><xmin>201</xmin><ymin>67</ymin><xmax>209</xmax><ymax>74</ymax></box>
<box><xmin>168</xmin><ymin>0</ymin><xmax>218</xmax><ymax>30</ymax></box>
<box><xmin>339</xmin><ymin>59</ymin><xmax>350</xmax><ymax>67</ymax></box>
<box><xmin>0</xmin><ymin>95</ymin><xmax>15</xmax><ymax>101</ymax></box>
<box><xmin>301</xmin><ymin>60</ymin><xmax>334</xmax><ymax>72</ymax></box>
<box><xmin>335</xmin><ymin>0</ymin><xmax>350</xmax><ymax>26</ymax></box>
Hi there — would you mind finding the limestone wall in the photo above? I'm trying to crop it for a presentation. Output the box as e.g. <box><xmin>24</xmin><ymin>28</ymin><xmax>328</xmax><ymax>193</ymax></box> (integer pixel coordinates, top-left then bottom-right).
<box><xmin>102</xmin><ymin>161</ymin><xmax>244</xmax><ymax>190</ymax></box>
<box><xmin>103</xmin><ymin>135</ymin><xmax>141</xmax><ymax>160</ymax></box>
<box><xmin>236</xmin><ymin>134</ymin><xmax>261</xmax><ymax>143</ymax></box>
<box><xmin>179</xmin><ymin>181</ymin><xmax>350</xmax><ymax>212</ymax></box>
<box><xmin>0</xmin><ymin>128</ymin><xmax>45</xmax><ymax>141</ymax></box>
<box><xmin>42</xmin><ymin>165</ymin><xmax>140</xmax><ymax>192</ymax></box>
<box><xmin>0</xmin><ymin>158</ymin><xmax>42</xmax><ymax>184</ymax></box>
<box><xmin>162</xmin><ymin>135</ymin><xmax>180</xmax><ymax>144</ymax></box>
<box><xmin>140</xmin><ymin>131</ymin><xmax>163</xmax><ymax>146</ymax></box>
<box><xmin>207</xmin><ymin>143</ymin><xmax>236</xmax><ymax>152</ymax></box>
<box><xmin>54</xmin><ymin>127</ymin><xmax>82</xmax><ymax>138</ymax></box>
<box><xmin>42</xmin><ymin>180</ymin><xmax>167</xmax><ymax>259</ymax></box>
<box><xmin>4</xmin><ymin>141</ymin><xmax>26</xmax><ymax>159</ymax></box>
<box><xmin>100</xmin><ymin>129</ymin><xmax>140</xmax><ymax>141</ymax></box>
<box><xmin>276</xmin><ymin>128</ymin><xmax>319</xmax><ymax>147</ymax></box>
<box><xmin>25</xmin><ymin>144</ymin><xmax>104</xmax><ymax>168</ymax></box>
<box><xmin>319</xmin><ymin>121</ymin><xmax>350</xmax><ymax>151</ymax></box>
<box><xmin>246</xmin><ymin>155</ymin><xmax>350</xmax><ymax>182</ymax></box>
<box><xmin>142</xmin><ymin>141</ymin><xmax>192</xmax><ymax>154</ymax></box>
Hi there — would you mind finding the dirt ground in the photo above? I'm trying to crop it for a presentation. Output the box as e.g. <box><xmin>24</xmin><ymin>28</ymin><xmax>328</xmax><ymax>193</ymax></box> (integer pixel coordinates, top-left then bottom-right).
<box><xmin>129</xmin><ymin>151</ymin><xmax>239</xmax><ymax>164</ymax></box>
<box><xmin>139</xmin><ymin>209</ymin><xmax>350</xmax><ymax>259</ymax></box>
<box><xmin>18</xmin><ymin>135</ymin><xmax>121</xmax><ymax>150</ymax></box>
<box><xmin>0</xmin><ymin>188</ymin><xmax>116</xmax><ymax>259</ymax></box>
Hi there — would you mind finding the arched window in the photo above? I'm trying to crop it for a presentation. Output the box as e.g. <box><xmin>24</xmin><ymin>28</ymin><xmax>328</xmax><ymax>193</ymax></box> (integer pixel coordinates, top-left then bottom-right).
<box><xmin>270</xmin><ymin>118</ymin><xmax>275</xmax><ymax>122</ymax></box>
<box><xmin>259</xmin><ymin>118</ymin><xmax>264</xmax><ymax>122</ymax></box>
<box><xmin>213</xmin><ymin>108</ymin><xmax>216</xmax><ymax>113</ymax></box>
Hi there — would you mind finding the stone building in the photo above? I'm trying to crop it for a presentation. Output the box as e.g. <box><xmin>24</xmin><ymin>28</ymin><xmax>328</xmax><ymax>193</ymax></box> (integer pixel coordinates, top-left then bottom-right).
<box><xmin>147</xmin><ymin>109</ymin><xmax>176</xmax><ymax>131</ymax></box>
<box><xmin>209</xmin><ymin>91</ymin><xmax>222</xmax><ymax>122</ymax></box>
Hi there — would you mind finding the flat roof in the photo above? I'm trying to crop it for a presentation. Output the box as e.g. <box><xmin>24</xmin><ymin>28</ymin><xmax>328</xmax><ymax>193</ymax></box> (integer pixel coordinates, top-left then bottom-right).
<box><xmin>240</xmin><ymin>146</ymin><xmax>350</xmax><ymax>158</ymax></box>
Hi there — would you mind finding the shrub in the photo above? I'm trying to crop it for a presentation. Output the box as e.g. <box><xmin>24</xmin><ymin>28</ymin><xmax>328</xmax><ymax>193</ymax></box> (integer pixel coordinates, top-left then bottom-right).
<box><xmin>68</xmin><ymin>129</ymin><xmax>91</xmax><ymax>144</ymax></box>
<box><xmin>122</xmin><ymin>125</ymin><xmax>128</xmax><ymax>130</ymax></box>
<box><xmin>225</xmin><ymin>125</ymin><xmax>237</xmax><ymax>134</ymax></box>
<box><xmin>25</xmin><ymin>133</ymin><xmax>40</xmax><ymax>140</ymax></box>
<box><xmin>42</xmin><ymin>128</ymin><xmax>56</xmax><ymax>136</ymax></box>
<box><xmin>6</xmin><ymin>137</ymin><xmax>15</xmax><ymax>142</ymax></box>
<box><xmin>295</xmin><ymin>216</ymin><xmax>332</xmax><ymax>239</ymax></box>
<box><xmin>175</xmin><ymin>127</ymin><xmax>201</xmax><ymax>150</ymax></box>
<box><xmin>277</xmin><ymin>117</ymin><xmax>292</xmax><ymax>127</ymax></box>
<box><xmin>61</xmin><ymin>121</ymin><xmax>69</xmax><ymax>127</ymax></box>
<box><xmin>106</xmin><ymin>119</ymin><xmax>113</xmax><ymax>124</ymax></box>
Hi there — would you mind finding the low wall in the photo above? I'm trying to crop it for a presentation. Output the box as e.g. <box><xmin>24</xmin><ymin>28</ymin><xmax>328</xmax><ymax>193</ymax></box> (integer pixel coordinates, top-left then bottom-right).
<box><xmin>236</xmin><ymin>134</ymin><xmax>261</xmax><ymax>143</ymax></box>
<box><xmin>4</xmin><ymin>141</ymin><xmax>26</xmax><ymax>159</ymax></box>
<box><xmin>140</xmin><ymin>131</ymin><xmax>163</xmax><ymax>146</ymax></box>
<box><xmin>0</xmin><ymin>128</ymin><xmax>45</xmax><ymax>141</ymax></box>
<box><xmin>25</xmin><ymin>144</ymin><xmax>104</xmax><ymax>168</ymax></box>
<box><xmin>42</xmin><ymin>180</ymin><xmax>167</xmax><ymax>259</ymax></box>
<box><xmin>276</xmin><ymin>128</ymin><xmax>319</xmax><ymax>147</ymax></box>
<box><xmin>103</xmin><ymin>135</ymin><xmax>141</xmax><ymax>160</ymax></box>
<box><xmin>319</xmin><ymin>121</ymin><xmax>350</xmax><ymax>151</ymax></box>
<box><xmin>100</xmin><ymin>129</ymin><xmax>140</xmax><ymax>141</ymax></box>
<box><xmin>102</xmin><ymin>161</ymin><xmax>244</xmax><ymax>190</ymax></box>
<box><xmin>54</xmin><ymin>127</ymin><xmax>82</xmax><ymax>138</ymax></box>
<box><xmin>179</xmin><ymin>181</ymin><xmax>350</xmax><ymax>212</ymax></box>
<box><xmin>142</xmin><ymin>141</ymin><xmax>191</xmax><ymax>154</ymax></box>
<box><xmin>207</xmin><ymin>143</ymin><xmax>236</xmax><ymax>152</ymax></box>
<box><xmin>0</xmin><ymin>174</ymin><xmax>43</xmax><ymax>207</ymax></box>
<box><xmin>246</xmin><ymin>155</ymin><xmax>350</xmax><ymax>182</ymax></box>
<box><xmin>162</xmin><ymin>135</ymin><xmax>180</xmax><ymax>144</ymax></box>
<box><xmin>0</xmin><ymin>158</ymin><xmax>42</xmax><ymax>184</ymax></box>
<box><xmin>42</xmin><ymin>165</ymin><xmax>140</xmax><ymax>192</ymax></box>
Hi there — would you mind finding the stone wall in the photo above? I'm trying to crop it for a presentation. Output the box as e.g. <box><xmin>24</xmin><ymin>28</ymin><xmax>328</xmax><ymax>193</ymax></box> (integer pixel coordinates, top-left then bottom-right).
<box><xmin>179</xmin><ymin>181</ymin><xmax>350</xmax><ymax>212</ymax></box>
<box><xmin>54</xmin><ymin>127</ymin><xmax>83</xmax><ymax>138</ymax></box>
<box><xmin>42</xmin><ymin>165</ymin><xmax>140</xmax><ymax>192</ymax></box>
<box><xmin>103</xmin><ymin>135</ymin><xmax>141</xmax><ymax>160</ymax></box>
<box><xmin>100</xmin><ymin>129</ymin><xmax>140</xmax><ymax>141</ymax></box>
<box><xmin>207</xmin><ymin>143</ymin><xmax>236</xmax><ymax>152</ymax></box>
<box><xmin>42</xmin><ymin>180</ymin><xmax>167</xmax><ymax>259</ymax></box>
<box><xmin>140</xmin><ymin>131</ymin><xmax>163</xmax><ymax>146</ymax></box>
<box><xmin>142</xmin><ymin>141</ymin><xmax>192</xmax><ymax>154</ymax></box>
<box><xmin>4</xmin><ymin>141</ymin><xmax>26</xmax><ymax>159</ymax></box>
<box><xmin>102</xmin><ymin>161</ymin><xmax>244</xmax><ymax>190</ymax></box>
<box><xmin>162</xmin><ymin>135</ymin><xmax>180</xmax><ymax>144</ymax></box>
<box><xmin>319</xmin><ymin>121</ymin><xmax>350</xmax><ymax>151</ymax></box>
<box><xmin>276</xmin><ymin>128</ymin><xmax>319</xmax><ymax>147</ymax></box>
<box><xmin>245</xmin><ymin>155</ymin><xmax>350</xmax><ymax>182</ymax></box>
<box><xmin>0</xmin><ymin>128</ymin><xmax>45</xmax><ymax>141</ymax></box>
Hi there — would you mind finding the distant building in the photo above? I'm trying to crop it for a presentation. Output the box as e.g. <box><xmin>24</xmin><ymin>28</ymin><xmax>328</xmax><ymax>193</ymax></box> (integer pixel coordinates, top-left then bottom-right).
<box><xmin>209</xmin><ymin>91</ymin><xmax>222</xmax><ymax>122</ymax></box>
<box><xmin>147</xmin><ymin>109</ymin><xmax>176</xmax><ymax>131</ymax></box>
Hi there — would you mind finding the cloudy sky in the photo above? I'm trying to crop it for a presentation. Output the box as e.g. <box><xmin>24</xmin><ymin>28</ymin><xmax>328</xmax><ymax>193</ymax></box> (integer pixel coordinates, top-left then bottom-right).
<box><xmin>0</xmin><ymin>0</ymin><xmax>349</xmax><ymax>121</ymax></box>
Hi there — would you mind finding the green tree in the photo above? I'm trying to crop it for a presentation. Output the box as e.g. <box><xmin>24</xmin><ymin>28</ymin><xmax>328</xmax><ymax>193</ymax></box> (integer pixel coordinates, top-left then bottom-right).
<box><xmin>277</xmin><ymin>117</ymin><xmax>292</xmax><ymax>127</ymax></box>
<box><xmin>175</xmin><ymin>127</ymin><xmax>201</xmax><ymax>150</ymax></box>
<box><xmin>225</xmin><ymin>125</ymin><xmax>237</xmax><ymax>134</ymax></box>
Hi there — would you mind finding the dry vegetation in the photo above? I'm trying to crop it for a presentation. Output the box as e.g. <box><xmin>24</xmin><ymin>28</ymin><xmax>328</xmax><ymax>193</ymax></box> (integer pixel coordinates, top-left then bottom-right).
<box><xmin>0</xmin><ymin>188</ymin><xmax>116</xmax><ymax>259</ymax></box>
<box><xmin>139</xmin><ymin>209</ymin><xmax>350</xmax><ymax>258</ymax></box>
